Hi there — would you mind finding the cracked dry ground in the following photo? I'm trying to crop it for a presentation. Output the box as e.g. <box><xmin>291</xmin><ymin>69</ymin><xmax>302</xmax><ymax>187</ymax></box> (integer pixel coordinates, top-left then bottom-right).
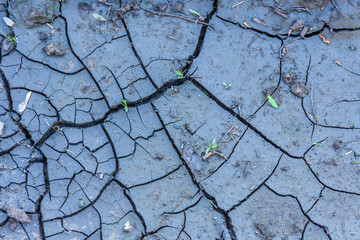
<box><xmin>0</xmin><ymin>0</ymin><xmax>360</xmax><ymax>239</ymax></box>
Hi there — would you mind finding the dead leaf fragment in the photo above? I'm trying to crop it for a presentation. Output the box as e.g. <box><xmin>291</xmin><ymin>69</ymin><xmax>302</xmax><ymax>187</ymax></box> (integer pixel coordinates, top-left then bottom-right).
<box><xmin>18</xmin><ymin>91</ymin><xmax>32</xmax><ymax>113</ymax></box>
<box><xmin>243</xmin><ymin>21</ymin><xmax>251</xmax><ymax>28</ymax></box>
<box><xmin>319</xmin><ymin>34</ymin><xmax>331</xmax><ymax>44</ymax></box>
<box><xmin>334</xmin><ymin>60</ymin><xmax>342</xmax><ymax>66</ymax></box>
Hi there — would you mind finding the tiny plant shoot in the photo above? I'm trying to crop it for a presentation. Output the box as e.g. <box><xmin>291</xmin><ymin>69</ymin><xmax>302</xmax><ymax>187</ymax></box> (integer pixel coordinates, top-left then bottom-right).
<box><xmin>205</xmin><ymin>138</ymin><xmax>217</xmax><ymax>155</ymax></box>
<box><xmin>174</xmin><ymin>71</ymin><xmax>184</xmax><ymax>79</ymax></box>
<box><xmin>122</xmin><ymin>100</ymin><xmax>128</xmax><ymax>112</ymax></box>
<box><xmin>266</xmin><ymin>95</ymin><xmax>278</xmax><ymax>109</ymax></box>
<box><xmin>223</xmin><ymin>82</ymin><xmax>231</xmax><ymax>90</ymax></box>
<box><xmin>0</xmin><ymin>29</ymin><xmax>17</xmax><ymax>46</ymax></box>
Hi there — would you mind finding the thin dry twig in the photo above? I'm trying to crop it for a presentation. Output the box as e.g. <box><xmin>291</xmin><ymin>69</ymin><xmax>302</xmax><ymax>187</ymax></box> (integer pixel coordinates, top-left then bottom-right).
<box><xmin>232</xmin><ymin>1</ymin><xmax>244</xmax><ymax>8</ymax></box>
<box><xmin>330</xmin><ymin>0</ymin><xmax>342</xmax><ymax>15</ymax></box>
<box><xmin>138</xmin><ymin>6</ymin><xmax>216</xmax><ymax>30</ymax></box>
<box><xmin>202</xmin><ymin>151</ymin><xmax>228</xmax><ymax>161</ymax></box>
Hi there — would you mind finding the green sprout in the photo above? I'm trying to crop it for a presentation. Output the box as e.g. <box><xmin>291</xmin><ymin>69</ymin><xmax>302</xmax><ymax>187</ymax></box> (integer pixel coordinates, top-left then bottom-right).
<box><xmin>223</xmin><ymin>82</ymin><xmax>232</xmax><ymax>90</ymax></box>
<box><xmin>205</xmin><ymin>138</ymin><xmax>217</xmax><ymax>155</ymax></box>
<box><xmin>174</xmin><ymin>71</ymin><xmax>184</xmax><ymax>79</ymax></box>
<box><xmin>266</xmin><ymin>95</ymin><xmax>278</xmax><ymax>109</ymax></box>
<box><xmin>313</xmin><ymin>142</ymin><xmax>322</xmax><ymax>146</ymax></box>
<box><xmin>350</xmin><ymin>122</ymin><xmax>355</xmax><ymax>128</ymax></box>
<box><xmin>310</xmin><ymin>27</ymin><xmax>317</xmax><ymax>31</ymax></box>
<box><xmin>122</xmin><ymin>100</ymin><xmax>128</xmax><ymax>112</ymax></box>
<box><xmin>188</xmin><ymin>9</ymin><xmax>201</xmax><ymax>17</ymax></box>
<box><xmin>0</xmin><ymin>29</ymin><xmax>17</xmax><ymax>46</ymax></box>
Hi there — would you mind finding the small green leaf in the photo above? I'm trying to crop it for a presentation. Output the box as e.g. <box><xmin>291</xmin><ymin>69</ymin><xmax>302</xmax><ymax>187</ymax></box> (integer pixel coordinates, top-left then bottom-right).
<box><xmin>350</xmin><ymin>122</ymin><xmax>355</xmax><ymax>128</ymax></box>
<box><xmin>175</xmin><ymin>71</ymin><xmax>183</xmax><ymax>79</ymax></box>
<box><xmin>211</xmin><ymin>144</ymin><xmax>217</xmax><ymax>149</ymax></box>
<box><xmin>205</xmin><ymin>147</ymin><xmax>210</xmax><ymax>155</ymax></box>
<box><xmin>188</xmin><ymin>9</ymin><xmax>201</xmax><ymax>16</ymax></box>
<box><xmin>211</xmin><ymin>138</ymin><xmax>216</xmax><ymax>145</ymax></box>
<box><xmin>93</xmin><ymin>13</ymin><xmax>106</xmax><ymax>21</ymax></box>
<box><xmin>312</xmin><ymin>143</ymin><xmax>322</xmax><ymax>146</ymax></box>
<box><xmin>266</xmin><ymin>95</ymin><xmax>278</xmax><ymax>109</ymax></box>
<box><xmin>122</xmin><ymin>100</ymin><xmax>128</xmax><ymax>112</ymax></box>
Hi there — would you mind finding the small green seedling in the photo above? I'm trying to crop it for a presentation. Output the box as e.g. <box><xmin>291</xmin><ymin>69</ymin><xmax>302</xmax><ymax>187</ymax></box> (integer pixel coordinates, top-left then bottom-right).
<box><xmin>266</xmin><ymin>95</ymin><xmax>278</xmax><ymax>109</ymax></box>
<box><xmin>310</xmin><ymin>27</ymin><xmax>317</xmax><ymax>31</ymax></box>
<box><xmin>188</xmin><ymin>9</ymin><xmax>201</xmax><ymax>17</ymax></box>
<box><xmin>205</xmin><ymin>138</ymin><xmax>217</xmax><ymax>155</ymax></box>
<box><xmin>351</xmin><ymin>161</ymin><xmax>360</xmax><ymax>165</ymax></box>
<box><xmin>350</xmin><ymin>122</ymin><xmax>355</xmax><ymax>128</ymax></box>
<box><xmin>0</xmin><ymin>29</ymin><xmax>17</xmax><ymax>46</ymax></box>
<box><xmin>122</xmin><ymin>100</ymin><xmax>128</xmax><ymax>112</ymax></box>
<box><xmin>92</xmin><ymin>13</ymin><xmax>106</xmax><ymax>21</ymax></box>
<box><xmin>174</xmin><ymin>71</ymin><xmax>184</xmax><ymax>79</ymax></box>
<box><xmin>313</xmin><ymin>142</ymin><xmax>322</xmax><ymax>146</ymax></box>
<box><xmin>223</xmin><ymin>82</ymin><xmax>231</xmax><ymax>90</ymax></box>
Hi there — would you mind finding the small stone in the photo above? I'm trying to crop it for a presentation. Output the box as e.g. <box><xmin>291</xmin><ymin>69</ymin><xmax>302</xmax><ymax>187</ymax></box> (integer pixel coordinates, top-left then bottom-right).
<box><xmin>43</xmin><ymin>42</ymin><xmax>65</xmax><ymax>56</ymax></box>
<box><xmin>6</xmin><ymin>205</ymin><xmax>31</xmax><ymax>223</ymax></box>
<box><xmin>288</xmin><ymin>19</ymin><xmax>304</xmax><ymax>36</ymax></box>
<box><xmin>79</xmin><ymin>198</ymin><xmax>86</xmax><ymax>208</ymax></box>
<box><xmin>283</xmin><ymin>70</ymin><xmax>296</xmax><ymax>84</ymax></box>
<box><xmin>2</xmin><ymin>39</ymin><xmax>14</xmax><ymax>52</ymax></box>
<box><xmin>0</xmin><ymin>121</ymin><xmax>4</xmax><ymax>136</ymax></box>
<box><xmin>3</xmin><ymin>17</ymin><xmax>14</xmax><ymax>27</ymax></box>
<box><xmin>333</xmin><ymin>140</ymin><xmax>342</xmax><ymax>150</ymax></box>
<box><xmin>154</xmin><ymin>3</ymin><xmax>168</xmax><ymax>12</ymax></box>
<box><xmin>124</xmin><ymin>221</ymin><xmax>133</xmax><ymax>232</ymax></box>
<box><xmin>173</xmin><ymin>2</ymin><xmax>184</xmax><ymax>12</ymax></box>
<box><xmin>290</xmin><ymin>19</ymin><xmax>304</xmax><ymax>32</ymax></box>
<box><xmin>169</xmin><ymin>107</ymin><xmax>178</xmax><ymax>118</ymax></box>
<box><xmin>290</xmin><ymin>82</ymin><xmax>307</xmax><ymax>98</ymax></box>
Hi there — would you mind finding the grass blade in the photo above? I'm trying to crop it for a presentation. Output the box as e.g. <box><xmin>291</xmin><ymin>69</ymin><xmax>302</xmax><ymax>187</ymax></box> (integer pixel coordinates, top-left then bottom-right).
<box><xmin>188</xmin><ymin>9</ymin><xmax>201</xmax><ymax>16</ymax></box>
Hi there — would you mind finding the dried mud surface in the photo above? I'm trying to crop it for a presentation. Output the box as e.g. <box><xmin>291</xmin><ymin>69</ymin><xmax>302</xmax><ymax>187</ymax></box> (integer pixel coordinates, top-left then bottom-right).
<box><xmin>1</xmin><ymin>0</ymin><xmax>360</xmax><ymax>239</ymax></box>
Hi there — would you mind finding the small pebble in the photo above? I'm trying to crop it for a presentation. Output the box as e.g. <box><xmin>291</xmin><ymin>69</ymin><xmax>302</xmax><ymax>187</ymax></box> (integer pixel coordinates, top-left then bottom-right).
<box><xmin>290</xmin><ymin>82</ymin><xmax>307</xmax><ymax>98</ymax></box>
<box><xmin>3</xmin><ymin>17</ymin><xmax>14</xmax><ymax>27</ymax></box>
<box><xmin>124</xmin><ymin>221</ymin><xmax>133</xmax><ymax>232</ymax></box>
